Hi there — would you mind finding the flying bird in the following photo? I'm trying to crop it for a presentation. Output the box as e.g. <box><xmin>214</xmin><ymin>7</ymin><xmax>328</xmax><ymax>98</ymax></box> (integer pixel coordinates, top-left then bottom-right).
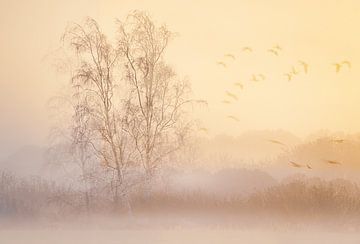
<box><xmin>224</xmin><ymin>54</ymin><xmax>236</xmax><ymax>60</ymax></box>
<box><xmin>325</xmin><ymin>160</ymin><xmax>342</xmax><ymax>165</ymax></box>
<box><xmin>234</xmin><ymin>82</ymin><xmax>244</xmax><ymax>89</ymax></box>
<box><xmin>242</xmin><ymin>47</ymin><xmax>253</xmax><ymax>52</ymax></box>
<box><xmin>217</xmin><ymin>61</ymin><xmax>227</xmax><ymax>68</ymax></box>
<box><xmin>333</xmin><ymin>63</ymin><xmax>342</xmax><ymax>73</ymax></box>
<box><xmin>333</xmin><ymin>61</ymin><xmax>351</xmax><ymax>73</ymax></box>
<box><xmin>289</xmin><ymin>161</ymin><xmax>303</xmax><ymax>168</ymax></box>
<box><xmin>198</xmin><ymin>127</ymin><xmax>209</xmax><ymax>133</ymax></box>
<box><xmin>342</xmin><ymin>60</ymin><xmax>351</xmax><ymax>68</ymax></box>
<box><xmin>298</xmin><ymin>60</ymin><xmax>309</xmax><ymax>74</ymax></box>
<box><xmin>267</xmin><ymin>139</ymin><xmax>286</xmax><ymax>146</ymax></box>
<box><xmin>268</xmin><ymin>48</ymin><xmax>279</xmax><ymax>56</ymax></box>
<box><xmin>291</xmin><ymin>66</ymin><xmax>300</xmax><ymax>75</ymax></box>
<box><xmin>227</xmin><ymin>115</ymin><xmax>240</xmax><ymax>122</ymax></box>
<box><xmin>273</xmin><ymin>44</ymin><xmax>282</xmax><ymax>51</ymax></box>
<box><xmin>284</xmin><ymin>73</ymin><xmax>293</xmax><ymax>81</ymax></box>
<box><xmin>250</xmin><ymin>74</ymin><xmax>260</xmax><ymax>82</ymax></box>
<box><xmin>226</xmin><ymin>91</ymin><xmax>238</xmax><ymax>101</ymax></box>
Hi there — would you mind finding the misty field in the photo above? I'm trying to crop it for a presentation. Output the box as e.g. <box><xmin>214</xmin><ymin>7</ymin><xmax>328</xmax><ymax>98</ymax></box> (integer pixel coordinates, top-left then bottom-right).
<box><xmin>1</xmin><ymin>229</ymin><xmax>360</xmax><ymax>244</ymax></box>
<box><xmin>2</xmin><ymin>169</ymin><xmax>360</xmax><ymax>234</ymax></box>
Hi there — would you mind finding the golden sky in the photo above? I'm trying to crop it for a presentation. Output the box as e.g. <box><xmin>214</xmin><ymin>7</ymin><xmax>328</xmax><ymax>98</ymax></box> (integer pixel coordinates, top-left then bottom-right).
<box><xmin>0</xmin><ymin>0</ymin><xmax>360</xmax><ymax>150</ymax></box>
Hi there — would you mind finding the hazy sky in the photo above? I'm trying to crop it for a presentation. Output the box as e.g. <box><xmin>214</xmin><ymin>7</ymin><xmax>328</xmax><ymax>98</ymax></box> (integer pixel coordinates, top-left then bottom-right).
<box><xmin>0</xmin><ymin>0</ymin><xmax>360</xmax><ymax>155</ymax></box>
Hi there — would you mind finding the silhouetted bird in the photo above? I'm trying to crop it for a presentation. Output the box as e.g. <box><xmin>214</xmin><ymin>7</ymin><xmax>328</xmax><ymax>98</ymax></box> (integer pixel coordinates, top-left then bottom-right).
<box><xmin>333</xmin><ymin>61</ymin><xmax>351</xmax><ymax>73</ymax></box>
<box><xmin>273</xmin><ymin>44</ymin><xmax>282</xmax><ymax>50</ymax></box>
<box><xmin>242</xmin><ymin>47</ymin><xmax>253</xmax><ymax>52</ymax></box>
<box><xmin>289</xmin><ymin>161</ymin><xmax>303</xmax><ymax>168</ymax></box>
<box><xmin>325</xmin><ymin>160</ymin><xmax>342</xmax><ymax>165</ymax></box>
<box><xmin>226</xmin><ymin>91</ymin><xmax>238</xmax><ymax>100</ymax></box>
<box><xmin>268</xmin><ymin>48</ymin><xmax>279</xmax><ymax>56</ymax></box>
<box><xmin>333</xmin><ymin>63</ymin><xmax>342</xmax><ymax>73</ymax></box>
<box><xmin>291</xmin><ymin>66</ymin><xmax>299</xmax><ymax>75</ymax></box>
<box><xmin>284</xmin><ymin>73</ymin><xmax>292</xmax><ymax>81</ymax></box>
<box><xmin>298</xmin><ymin>60</ymin><xmax>309</xmax><ymax>74</ymax></box>
<box><xmin>250</xmin><ymin>74</ymin><xmax>260</xmax><ymax>82</ymax></box>
<box><xmin>224</xmin><ymin>54</ymin><xmax>236</xmax><ymax>60</ymax></box>
<box><xmin>198</xmin><ymin>127</ymin><xmax>209</xmax><ymax>133</ymax></box>
<box><xmin>227</xmin><ymin>115</ymin><xmax>240</xmax><ymax>122</ymax></box>
<box><xmin>217</xmin><ymin>61</ymin><xmax>227</xmax><ymax>68</ymax></box>
<box><xmin>342</xmin><ymin>60</ymin><xmax>351</xmax><ymax>68</ymax></box>
<box><xmin>267</xmin><ymin>139</ymin><xmax>286</xmax><ymax>146</ymax></box>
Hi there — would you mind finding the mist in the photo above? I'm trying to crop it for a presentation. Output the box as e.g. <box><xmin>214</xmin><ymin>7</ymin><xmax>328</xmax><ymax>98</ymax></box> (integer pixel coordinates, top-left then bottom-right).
<box><xmin>2</xmin><ymin>1</ymin><xmax>360</xmax><ymax>243</ymax></box>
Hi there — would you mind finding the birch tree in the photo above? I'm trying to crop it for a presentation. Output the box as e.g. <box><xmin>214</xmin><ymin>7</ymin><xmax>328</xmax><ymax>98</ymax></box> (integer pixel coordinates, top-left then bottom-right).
<box><xmin>62</xmin><ymin>18</ymin><xmax>136</xmax><ymax>208</ymax></box>
<box><xmin>117</xmin><ymin>12</ymin><xmax>192</xmax><ymax>179</ymax></box>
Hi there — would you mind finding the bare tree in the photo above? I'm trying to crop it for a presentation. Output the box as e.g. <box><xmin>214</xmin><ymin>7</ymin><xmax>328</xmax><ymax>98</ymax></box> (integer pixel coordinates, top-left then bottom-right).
<box><xmin>47</xmin><ymin>90</ymin><xmax>98</xmax><ymax>213</ymax></box>
<box><xmin>61</xmin><ymin>18</ymin><xmax>137</xmax><ymax>210</ymax></box>
<box><xmin>117</xmin><ymin>11</ymin><xmax>192</xmax><ymax>180</ymax></box>
<box><xmin>69</xmin><ymin>90</ymin><xmax>96</xmax><ymax>212</ymax></box>
<box><xmin>50</xmin><ymin>12</ymin><xmax>193</xmax><ymax>212</ymax></box>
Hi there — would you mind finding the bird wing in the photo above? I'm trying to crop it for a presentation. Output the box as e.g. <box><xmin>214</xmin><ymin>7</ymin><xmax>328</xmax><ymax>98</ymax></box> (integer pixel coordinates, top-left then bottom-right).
<box><xmin>289</xmin><ymin>161</ymin><xmax>302</xmax><ymax>168</ymax></box>
<box><xmin>291</xmin><ymin>66</ymin><xmax>299</xmax><ymax>75</ymax></box>
<box><xmin>301</xmin><ymin>63</ymin><xmax>308</xmax><ymax>73</ymax></box>
<box><xmin>285</xmin><ymin>73</ymin><xmax>292</xmax><ymax>81</ymax></box>
<box><xmin>268</xmin><ymin>139</ymin><xmax>286</xmax><ymax>146</ymax></box>
<box><xmin>227</xmin><ymin>116</ymin><xmax>240</xmax><ymax>122</ymax></box>
<box><xmin>250</xmin><ymin>74</ymin><xmax>259</xmax><ymax>81</ymax></box>
<box><xmin>326</xmin><ymin>160</ymin><xmax>341</xmax><ymax>165</ymax></box>
<box><xmin>298</xmin><ymin>60</ymin><xmax>308</xmax><ymax>73</ymax></box>
<box><xmin>217</xmin><ymin>62</ymin><xmax>227</xmax><ymax>67</ymax></box>
<box><xmin>224</xmin><ymin>54</ymin><xmax>236</xmax><ymax>60</ymax></box>
<box><xmin>333</xmin><ymin>63</ymin><xmax>341</xmax><ymax>72</ymax></box>
<box><xmin>226</xmin><ymin>91</ymin><xmax>238</xmax><ymax>100</ymax></box>
<box><xmin>342</xmin><ymin>61</ymin><xmax>351</xmax><ymax>68</ymax></box>
<box><xmin>304</xmin><ymin>65</ymin><xmax>308</xmax><ymax>73</ymax></box>
<box><xmin>242</xmin><ymin>47</ymin><xmax>253</xmax><ymax>52</ymax></box>
<box><xmin>268</xmin><ymin>49</ymin><xmax>278</xmax><ymax>56</ymax></box>
<box><xmin>234</xmin><ymin>83</ymin><xmax>244</xmax><ymax>89</ymax></box>
<box><xmin>273</xmin><ymin>44</ymin><xmax>282</xmax><ymax>50</ymax></box>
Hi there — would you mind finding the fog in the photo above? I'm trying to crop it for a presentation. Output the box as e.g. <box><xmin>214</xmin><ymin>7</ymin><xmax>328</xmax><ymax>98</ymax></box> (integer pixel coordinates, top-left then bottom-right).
<box><xmin>2</xmin><ymin>1</ymin><xmax>360</xmax><ymax>243</ymax></box>
<box><xmin>2</xmin><ymin>130</ymin><xmax>360</xmax><ymax>243</ymax></box>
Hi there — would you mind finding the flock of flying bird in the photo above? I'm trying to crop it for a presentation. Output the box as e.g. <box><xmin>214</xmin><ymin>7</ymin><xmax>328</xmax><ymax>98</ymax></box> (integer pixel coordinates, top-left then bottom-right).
<box><xmin>198</xmin><ymin>44</ymin><xmax>352</xmax><ymax>169</ymax></box>
<box><xmin>267</xmin><ymin>138</ymin><xmax>345</xmax><ymax>170</ymax></box>
<box><xmin>216</xmin><ymin>44</ymin><xmax>352</xmax><ymax>123</ymax></box>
